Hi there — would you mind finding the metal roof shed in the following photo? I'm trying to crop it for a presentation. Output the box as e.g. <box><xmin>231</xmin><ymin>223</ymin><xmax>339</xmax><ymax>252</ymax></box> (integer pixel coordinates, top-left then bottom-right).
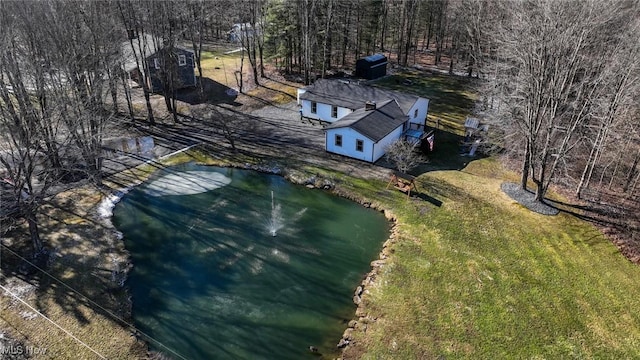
<box><xmin>355</xmin><ymin>53</ymin><xmax>388</xmax><ymax>80</ymax></box>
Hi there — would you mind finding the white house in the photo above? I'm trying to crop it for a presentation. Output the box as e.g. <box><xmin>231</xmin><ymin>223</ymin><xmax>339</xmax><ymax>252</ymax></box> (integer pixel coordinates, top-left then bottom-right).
<box><xmin>297</xmin><ymin>79</ymin><xmax>430</xmax><ymax>162</ymax></box>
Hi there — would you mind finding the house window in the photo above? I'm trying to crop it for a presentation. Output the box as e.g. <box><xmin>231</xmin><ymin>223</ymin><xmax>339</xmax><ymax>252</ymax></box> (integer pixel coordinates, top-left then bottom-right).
<box><xmin>356</xmin><ymin>139</ymin><xmax>364</xmax><ymax>152</ymax></box>
<box><xmin>414</xmin><ymin>109</ymin><xmax>419</xmax><ymax>118</ymax></box>
<box><xmin>153</xmin><ymin>58</ymin><xmax>160</xmax><ymax>69</ymax></box>
<box><xmin>178</xmin><ymin>54</ymin><xmax>186</xmax><ymax>66</ymax></box>
<box><xmin>335</xmin><ymin>134</ymin><xmax>342</xmax><ymax>147</ymax></box>
<box><xmin>311</xmin><ymin>102</ymin><xmax>317</xmax><ymax>114</ymax></box>
<box><xmin>331</xmin><ymin>105</ymin><xmax>338</xmax><ymax>118</ymax></box>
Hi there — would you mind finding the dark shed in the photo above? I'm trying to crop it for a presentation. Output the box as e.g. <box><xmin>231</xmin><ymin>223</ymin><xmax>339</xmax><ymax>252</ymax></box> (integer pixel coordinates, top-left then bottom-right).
<box><xmin>145</xmin><ymin>47</ymin><xmax>197</xmax><ymax>93</ymax></box>
<box><xmin>355</xmin><ymin>53</ymin><xmax>388</xmax><ymax>80</ymax></box>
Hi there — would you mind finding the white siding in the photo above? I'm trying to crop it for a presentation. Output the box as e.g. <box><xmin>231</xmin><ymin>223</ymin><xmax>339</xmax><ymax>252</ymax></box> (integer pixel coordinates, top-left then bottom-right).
<box><xmin>300</xmin><ymin>100</ymin><xmax>352</xmax><ymax>123</ymax></box>
<box><xmin>325</xmin><ymin>127</ymin><xmax>375</xmax><ymax>162</ymax></box>
<box><xmin>372</xmin><ymin>125</ymin><xmax>404</xmax><ymax>162</ymax></box>
<box><xmin>407</xmin><ymin>98</ymin><xmax>430</xmax><ymax>130</ymax></box>
<box><xmin>325</xmin><ymin>124</ymin><xmax>404</xmax><ymax>163</ymax></box>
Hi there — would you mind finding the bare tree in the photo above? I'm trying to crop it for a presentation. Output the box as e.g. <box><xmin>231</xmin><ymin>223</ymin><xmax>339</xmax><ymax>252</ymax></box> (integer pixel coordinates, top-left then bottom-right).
<box><xmin>237</xmin><ymin>0</ymin><xmax>265</xmax><ymax>87</ymax></box>
<box><xmin>385</xmin><ymin>139</ymin><xmax>426</xmax><ymax>173</ymax></box>
<box><xmin>117</xmin><ymin>0</ymin><xmax>156</xmax><ymax>125</ymax></box>
<box><xmin>235</xmin><ymin>42</ymin><xmax>245</xmax><ymax>94</ymax></box>
<box><xmin>149</xmin><ymin>1</ymin><xmax>183</xmax><ymax>123</ymax></box>
<box><xmin>450</xmin><ymin>0</ymin><xmax>498</xmax><ymax>78</ymax></box>
<box><xmin>0</xmin><ymin>3</ymin><xmax>58</xmax><ymax>255</ymax></box>
<box><xmin>49</xmin><ymin>1</ymin><xmax>121</xmax><ymax>185</ymax></box>
<box><xmin>575</xmin><ymin>17</ymin><xmax>640</xmax><ymax>198</ymax></box>
<box><xmin>492</xmin><ymin>0</ymin><xmax>630</xmax><ymax>202</ymax></box>
<box><xmin>183</xmin><ymin>0</ymin><xmax>207</xmax><ymax>88</ymax></box>
<box><xmin>300</xmin><ymin>0</ymin><xmax>316</xmax><ymax>85</ymax></box>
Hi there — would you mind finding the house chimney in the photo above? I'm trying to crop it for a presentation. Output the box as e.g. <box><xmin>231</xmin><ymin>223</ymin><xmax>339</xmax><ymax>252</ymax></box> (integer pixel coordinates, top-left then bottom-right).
<box><xmin>365</xmin><ymin>101</ymin><xmax>376</xmax><ymax>111</ymax></box>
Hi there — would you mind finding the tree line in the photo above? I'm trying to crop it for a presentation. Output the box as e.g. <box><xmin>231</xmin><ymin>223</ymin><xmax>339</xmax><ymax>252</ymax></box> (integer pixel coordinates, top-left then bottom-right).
<box><xmin>488</xmin><ymin>0</ymin><xmax>640</xmax><ymax>203</ymax></box>
<box><xmin>1</xmin><ymin>0</ymin><xmax>639</xmax><ymax>257</ymax></box>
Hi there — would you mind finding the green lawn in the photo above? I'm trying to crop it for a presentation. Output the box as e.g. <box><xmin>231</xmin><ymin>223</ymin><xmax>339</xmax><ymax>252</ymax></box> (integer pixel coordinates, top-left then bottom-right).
<box><xmin>373</xmin><ymin>70</ymin><xmax>479</xmax><ymax>135</ymax></box>
<box><xmin>307</xmin><ymin>71</ymin><xmax>640</xmax><ymax>358</ymax></box>
<box><xmin>311</xmin><ymin>159</ymin><xmax>640</xmax><ymax>359</ymax></box>
<box><xmin>198</xmin><ymin>50</ymin><xmax>242</xmax><ymax>88</ymax></box>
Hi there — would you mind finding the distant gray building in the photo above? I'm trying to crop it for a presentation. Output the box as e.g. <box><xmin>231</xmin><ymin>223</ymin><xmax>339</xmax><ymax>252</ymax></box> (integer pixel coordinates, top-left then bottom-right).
<box><xmin>122</xmin><ymin>34</ymin><xmax>197</xmax><ymax>93</ymax></box>
<box><xmin>227</xmin><ymin>23</ymin><xmax>261</xmax><ymax>44</ymax></box>
<box><xmin>145</xmin><ymin>47</ymin><xmax>196</xmax><ymax>92</ymax></box>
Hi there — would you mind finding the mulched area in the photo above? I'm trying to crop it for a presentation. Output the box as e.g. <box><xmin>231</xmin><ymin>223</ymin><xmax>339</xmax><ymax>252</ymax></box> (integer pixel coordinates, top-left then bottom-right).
<box><xmin>501</xmin><ymin>182</ymin><xmax>560</xmax><ymax>216</ymax></box>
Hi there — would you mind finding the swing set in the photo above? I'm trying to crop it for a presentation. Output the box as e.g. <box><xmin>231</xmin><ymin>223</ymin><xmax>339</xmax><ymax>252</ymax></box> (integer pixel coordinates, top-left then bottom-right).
<box><xmin>386</xmin><ymin>171</ymin><xmax>417</xmax><ymax>199</ymax></box>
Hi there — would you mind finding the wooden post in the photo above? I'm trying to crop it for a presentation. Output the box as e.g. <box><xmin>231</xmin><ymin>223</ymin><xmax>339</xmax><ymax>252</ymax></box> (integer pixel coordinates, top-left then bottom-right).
<box><xmin>386</xmin><ymin>174</ymin><xmax>398</xmax><ymax>190</ymax></box>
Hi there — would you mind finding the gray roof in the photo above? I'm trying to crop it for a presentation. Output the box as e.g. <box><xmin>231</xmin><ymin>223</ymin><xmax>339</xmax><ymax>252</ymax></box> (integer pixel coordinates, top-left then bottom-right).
<box><xmin>299</xmin><ymin>79</ymin><xmax>420</xmax><ymax>114</ymax></box>
<box><xmin>121</xmin><ymin>34</ymin><xmax>158</xmax><ymax>72</ymax></box>
<box><xmin>121</xmin><ymin>34</ymin><xmax>194</xmax><ymax>72</ymax></box>
<box><xmin>325</xmin><ymin>99</ymin><xmax>408</xmax><ymax>142</ymax></box>
<box><xmin>361</xmin><ymin>53</ymin><xmax>386</xmax><ymax>62</ymax></box>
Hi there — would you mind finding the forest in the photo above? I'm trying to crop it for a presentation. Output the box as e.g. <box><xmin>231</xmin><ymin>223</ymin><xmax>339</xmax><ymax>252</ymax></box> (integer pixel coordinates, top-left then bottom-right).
<box><xmin>1</xmin><ymin>0</ymin><xmax>639</xmax><ymax>255</ymax></box>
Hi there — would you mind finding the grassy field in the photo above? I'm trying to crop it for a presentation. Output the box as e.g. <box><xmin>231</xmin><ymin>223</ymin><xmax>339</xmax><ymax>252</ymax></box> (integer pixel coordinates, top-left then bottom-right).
<box><xmin>352</xmin><ymin>161</ymin><xmax>640</xmax><ymax>358</ymax></box>
<box><xmin>297</xmin><ymin>156</ymin><xmax>640</xmax><ymax>359</ymax></box>
<box><xmin>314</xmin><ymin>71</ymin><xmax>640</xmax><ymax>358</ymax></box>
<box><xmin>199</xmin><ymin>49</ymin><xmax>298</xmax><ymax>105</ymax></box>
<box><xmin>199</xmin><ymin>49</ymin><xmax>242</xmax><ymax>88</ymax></box>
<box><xmin>373</xmin><ymin>70</ymin><xmax>479</xmax><ymax>135</ymax></box>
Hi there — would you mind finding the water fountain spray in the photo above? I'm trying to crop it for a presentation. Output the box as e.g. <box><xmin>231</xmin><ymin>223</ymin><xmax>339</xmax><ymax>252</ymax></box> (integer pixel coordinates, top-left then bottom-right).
<box><xmin>268</xmin><ymin>191</ymin><xmax>282</xmax><ymax>237</ymax></box>
<box><xmin>266</xmin><ymin>190</ymin><xmax>307</xmax><ymax>237</ymax></box>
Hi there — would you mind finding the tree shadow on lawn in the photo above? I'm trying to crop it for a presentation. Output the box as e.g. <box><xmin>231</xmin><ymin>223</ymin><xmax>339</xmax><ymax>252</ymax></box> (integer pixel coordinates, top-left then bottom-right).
<box><xmin>409</xmin><ymin>130</ymin><xmax>490</xmax><ymax>174</ymax></box>
<box><xmin>372</xmin><ymin>130</ymin><xmax>491</xmax><ymax>209</ymax></box>
<box><xmin>170</xmin><ymin>77</ymin><xmax>241</xmax><ymax>106</ymax></box>
<box><xmin>372</xmin><ymin>70</ymin><xmax>478</xmax><ymax>121</ymax></box>
<box><xmin>410</xmin><ymin>192</ymin><xmax>443</xmax><ymax>207</ymax></box>
<box><xmin>545</xmin><ymin>192</ymin><xmax>640</xmax><ymax>254</ymax></box>
<box><xmin>255</xmin><ymin>82</ymin><xmax>297</xmax><ymax>100</ymax></box>
<box><xmin>1</xmin><ymin>219</ymin><xmax>129</xmax><ymax>328</ymax></box>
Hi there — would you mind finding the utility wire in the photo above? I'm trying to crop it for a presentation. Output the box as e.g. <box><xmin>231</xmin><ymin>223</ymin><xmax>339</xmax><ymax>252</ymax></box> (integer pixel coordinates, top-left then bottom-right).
<box><xmin>0</xmin><ymin>282</ymin><xmax>108</xmax><ymax>360</ymax></box>
<box><xmin>0</xmin><ymin>244</ymin><xmax>189</xmax><ymax>360</ymax></box>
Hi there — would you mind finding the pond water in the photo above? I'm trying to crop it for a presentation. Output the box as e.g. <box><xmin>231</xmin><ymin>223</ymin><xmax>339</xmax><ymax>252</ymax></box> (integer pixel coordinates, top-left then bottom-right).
<box><xmin>112</xmin><ymin>163</ymin><xmax>390</xmax><ymax>359</ymax></box>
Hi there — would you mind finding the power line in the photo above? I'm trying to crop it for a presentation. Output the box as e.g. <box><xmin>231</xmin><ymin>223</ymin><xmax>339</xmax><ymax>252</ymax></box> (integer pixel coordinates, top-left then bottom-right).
<box><xmin>0</xmin><ymin>282</ymin><xmax>107</xmax><ymax>360</ymax></box>
<box><xmin>0</xmin><ymin>244</ymin><xmax>189</xmax><ymax>360</ymax></box>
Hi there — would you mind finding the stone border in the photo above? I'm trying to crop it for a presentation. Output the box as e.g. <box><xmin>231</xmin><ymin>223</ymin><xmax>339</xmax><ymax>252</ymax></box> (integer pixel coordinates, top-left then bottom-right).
<box><xmin>338</xmin><ymin>210</ymin><xmax>397</xmax><ymax>352</ymax></box>
<box><xmin>278</xmin><ymin>166</ymin><xmax>397</xmax><ymax>355</ymax></box>
<box><xmin>102</xmin><ymin>152</ymin><xmax>396</xmax><ymax>358</ymax></box>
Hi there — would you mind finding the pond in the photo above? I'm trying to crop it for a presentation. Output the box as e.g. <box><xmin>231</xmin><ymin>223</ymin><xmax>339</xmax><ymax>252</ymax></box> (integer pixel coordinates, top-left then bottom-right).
<box><xmin>112</xmin><ymin>163</ymin><xmax>390</xmax><ymax>359</ymax></box>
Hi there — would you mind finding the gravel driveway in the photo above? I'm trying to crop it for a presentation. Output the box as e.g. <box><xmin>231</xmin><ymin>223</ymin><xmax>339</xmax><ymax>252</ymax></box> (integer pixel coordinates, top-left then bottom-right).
<box><xmin>246</xmin><ymin>101</ymin><xmax>391</xmax><ymax>181</ymax></box>
<box><xmin>104</xmin><ymin>99</ymin><xmax>392</xmax><ymax>183</ymax></box>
